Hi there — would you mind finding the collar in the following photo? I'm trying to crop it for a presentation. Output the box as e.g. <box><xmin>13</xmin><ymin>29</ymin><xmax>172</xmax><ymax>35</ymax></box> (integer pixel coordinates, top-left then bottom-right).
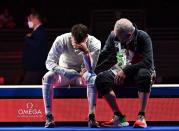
<box><xmin>33</xmin><ymin>24</ymin><xmax>41</xmax><ymax>31</ymax></box>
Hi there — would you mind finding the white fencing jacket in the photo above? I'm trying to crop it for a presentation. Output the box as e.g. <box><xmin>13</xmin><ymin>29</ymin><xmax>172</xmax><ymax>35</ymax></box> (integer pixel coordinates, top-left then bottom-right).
<box><xmin>46</xmin><ymin>33</ymin><xmax>101</xmax><ymax>72</ymax></box>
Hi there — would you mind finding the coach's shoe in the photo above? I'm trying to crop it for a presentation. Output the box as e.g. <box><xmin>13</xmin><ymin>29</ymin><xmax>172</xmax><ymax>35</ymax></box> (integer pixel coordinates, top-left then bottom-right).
<box><xmin>88</xmin><ymin>114</ymin><xmax>100</xmax><ymax>128</ymax></box>
<box><xmin>45</xmin><ymin>113</ymin><xmax>55</xmax><ymax>128</ymax></box>
<box><xmin>101</xmin><ymin>115</ymin><xmax>129</xmax><ymax>127</ymax></box>
<box><xmin>133</xmin><ymin>115</ymin><xmax>147</xmax><ymax>128</ymax></box>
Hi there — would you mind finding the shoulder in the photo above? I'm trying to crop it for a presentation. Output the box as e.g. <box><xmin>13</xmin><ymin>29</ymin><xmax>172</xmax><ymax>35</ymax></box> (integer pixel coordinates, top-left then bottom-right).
<box><xmin>137</xmin><ymin>30</ymin><xmax>151</xmax><ymax>40</ymax></box>
<box><xmin>110</xmin><ymin>31</ymin><xmax>116</xmax><ymax>38</ymax></box>
<box><xmin>105</xmin><ymin>31</ymin><xmax>116</xmax><ymax>43</ymax></box>
<box><xmin>136</xmin><ymin>30</ymin><xmax>152</xmax><ymax>48</ymax></box>
<box><xmin>87</xmin><ymin>34</ymin><xmax>101</xmax><ymax>49</ymax></box>
<box><xmin>55</xmin><ymin>33</ymin><xmax>71</xmax><ymax>42</ymax></box>
<box><xmin>88</xmin><ymin>34</ymin><xmax>100</xmax><ymax>43</ymax></box>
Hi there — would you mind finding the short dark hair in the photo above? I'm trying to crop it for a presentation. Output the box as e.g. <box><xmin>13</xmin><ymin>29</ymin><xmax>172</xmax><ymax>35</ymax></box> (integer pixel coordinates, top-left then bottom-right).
<box><xmin>29</xmin><ymin>10</ymin><xmax>45</xmax><ymax>23</ymax></box>
<box><xmin>71</xmin><ymin>24</ymin><xmax>88</xmax><ymax>43</ymax></box>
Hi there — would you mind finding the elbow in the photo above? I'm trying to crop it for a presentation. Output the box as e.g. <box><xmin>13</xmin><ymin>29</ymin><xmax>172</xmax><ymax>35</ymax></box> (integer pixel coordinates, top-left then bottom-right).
<box><xmin>45</xmin><ymin>60</ymin><xmax>52</xmax><ymax>71</ymax></box>
<box><xmin>144</xmin><ymin>59</ymin><xmax>153</xmax><ymax>69</ymax></box>
<box><xmin>45</xmin><ymin>60</ymin><xmax>50</xmax><ymax>70</ymax></box>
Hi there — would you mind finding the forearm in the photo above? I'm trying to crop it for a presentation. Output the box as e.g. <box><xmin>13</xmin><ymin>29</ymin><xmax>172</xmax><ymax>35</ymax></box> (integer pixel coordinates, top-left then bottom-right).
<box><xmin>46</xmin><ymin>36</ymin><xmax>64</xmax><ymax>71</ymax></box>
<box><xmin>46</xmin><ymin>50</ymin><xmax>61</xmax><ymax>71</ymax></box>
<box><xmin>46</xmin><ymin>59</ymin><xmax>59</xmax><ymax>71</ymax></box>
<box><xmin>96</xmin><ymin>32</ymin><xmax>116</xmax><ymax>68</ymax></box>
<box><xmin>122</xmin><ymin>59</ymin><xmax>151</xmax><ymax>76</ymax></box>
<box><xmin>123</xmin><ymin>37</ymin><xmax>154</xmax><ymax>76</ymax></box>
<box><xmin>82</xmin><ymin>51</ymin><xmax>93</xmax><ymax>72</ymax></box>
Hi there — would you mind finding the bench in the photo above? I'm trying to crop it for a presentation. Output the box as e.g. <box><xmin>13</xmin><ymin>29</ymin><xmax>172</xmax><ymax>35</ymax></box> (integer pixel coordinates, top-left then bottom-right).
<box><xmin>0</xmin><ymin>84</ymin><xmax>179</xmax><ymax>122</ymax></box>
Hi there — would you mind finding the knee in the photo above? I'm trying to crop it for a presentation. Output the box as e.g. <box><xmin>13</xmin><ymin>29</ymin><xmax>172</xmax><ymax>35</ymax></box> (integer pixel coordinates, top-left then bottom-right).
<box><xmin>95</xmin><ymin>72</ymin><xmax>105</xmax><ymax>87</ymax></box>
<box><xmin>136</xmin><ymin>69</ymin><xmax>151</xmax><ymax>84</ymax></box>
<box><xmin>85</xmin><ymin>72</ymin><xmax>96</xmax><ymax>83</ymax></box>
<box><xmin>42</xmin><ymin>71</ymin><xmax>57</xmax><ymax>84</ymax></box>
<box><xmin>136</xmin><ymin>69</ymin><xmax>152</xmax><ymax>92</ymax></box>
<box><xmin>95</xmin><ymin>71</ymin><xmax>113</xmax><ymax>96</ymax></box>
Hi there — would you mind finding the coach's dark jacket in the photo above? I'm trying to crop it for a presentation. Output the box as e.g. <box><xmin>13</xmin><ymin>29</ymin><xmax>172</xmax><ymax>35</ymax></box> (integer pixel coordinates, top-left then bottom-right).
<box><xmin>23</xmin><ymin>25</ymin><xmax>48</xmax><ymax>71</ymax></box>
<box><xmin>96</xmin><ymin>27</ymin><xmax>155</xmax><ymax>76</ymax></box>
